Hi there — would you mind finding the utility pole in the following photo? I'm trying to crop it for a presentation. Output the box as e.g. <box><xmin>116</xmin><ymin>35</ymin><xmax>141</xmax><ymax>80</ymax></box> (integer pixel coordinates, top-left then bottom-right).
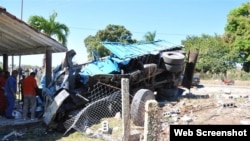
<box><xmin>19</xmin><ymin>0</ymin><xmax>23</xmax><ymax>73</ymax></box>
<box><xmin>21</xmin><ymin>0</ymin><xmax>23</xmax><ymax>20</ymax></box>
<box><xmin>17</xmin><ymin>0</ymin><xmax>24</xmax><ymax>101</ymax></box>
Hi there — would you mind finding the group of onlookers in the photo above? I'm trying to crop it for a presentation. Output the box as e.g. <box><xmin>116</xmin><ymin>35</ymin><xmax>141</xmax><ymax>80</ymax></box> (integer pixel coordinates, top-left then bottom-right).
<box><xmin>0</xmin><ymin>69</ymin><xmax>38</xmax><ymax>120</ymax></box>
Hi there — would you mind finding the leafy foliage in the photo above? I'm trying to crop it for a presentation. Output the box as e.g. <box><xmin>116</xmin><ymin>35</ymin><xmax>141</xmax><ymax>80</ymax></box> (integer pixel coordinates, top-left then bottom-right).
<box><xmin>28</xmin><ymin>11</ymin><xmax>69</xmax><ymax>46</ymax></box>
<box><xmin>27</xmin><ymin>11</ymin><xmax>70</xmax><ymax>68</ymax></box>
<box><xmin>84</xmin><ymin>24</ymin><xmax>136</xmax><ymax>59</ymax></box>
<box><xmin>224</xmin><ymin>2</ymin><xmax>250</xmax><ymax>71</ymax></box>
<box><xmin>182</xmin><ymin>34</ymin><xmax>237</xmax><ymax>74</ymax></box>
<box><xmin>144</xmin><ymin>31</ymin><xmax>156</xmax><ymax>41</ymax></box>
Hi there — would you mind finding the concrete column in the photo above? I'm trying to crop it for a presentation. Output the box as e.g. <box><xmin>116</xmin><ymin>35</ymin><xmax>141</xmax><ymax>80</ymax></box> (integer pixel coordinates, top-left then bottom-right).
<box><xmin>45</xmin><ymin>49</ymin><xmax>52</xmax><ymax>87</ymax></box>
<box><xmin>144</xmin><ymin>100</ymin><xmax>158</xmax><ymax>141</ymax></box>
<box><xmin>122</xmin><ymin>78</ymin><xmax>130</xmax><ymax>141</ymax></box>
<box><xmin>3</xmin><ymin>54</ymin><xmax>8</xmax><ymax>71</ymax></box>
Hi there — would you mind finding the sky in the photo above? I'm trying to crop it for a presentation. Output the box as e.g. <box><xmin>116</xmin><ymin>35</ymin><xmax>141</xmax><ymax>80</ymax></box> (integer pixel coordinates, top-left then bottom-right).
<box><xmin>0</xmin><ymin>0</ymin><xmax>249</xmax><ymax>67</ymax></box>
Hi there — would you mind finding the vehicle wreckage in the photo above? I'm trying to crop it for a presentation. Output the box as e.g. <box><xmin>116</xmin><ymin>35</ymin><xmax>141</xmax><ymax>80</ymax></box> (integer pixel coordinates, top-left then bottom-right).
<box><xmin>38</xmin><ymin>40</ymin><xmax>195</xmax><ymax>133</ymax></box>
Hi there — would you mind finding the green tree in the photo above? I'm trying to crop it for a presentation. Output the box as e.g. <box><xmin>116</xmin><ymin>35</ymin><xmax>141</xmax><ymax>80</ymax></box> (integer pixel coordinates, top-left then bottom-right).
<box><xmin>28</xmin><ymin>11</ymin><xmax>69</xmax><ymax>45</ymax></box>
<box><xmin>224</xmin><ymin>2</ymin><xmax>250</xmax><ymax>71</ymax></box>
<box><xmin>27</xmin><ymin>11</ymin><xmax>69</xmax><ymax>68</ymax></box>
<box><xmin>182</xmin><ymin>34</ymin><xmax>237</xmax><ymax>75</ymax></box>
<box><xmin>84</xmin><ymin>24</ymin><xmax>136</xmax><ymax>59</ymax></box>
<box><xmin>144</xmin><ymin>31</ymin><xmax>156</xmax><ymax>41</ymax></box>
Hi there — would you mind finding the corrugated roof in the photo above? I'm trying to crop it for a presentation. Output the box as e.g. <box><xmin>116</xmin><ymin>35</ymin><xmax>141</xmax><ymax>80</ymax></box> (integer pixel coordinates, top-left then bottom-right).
<box><xmin>102</xmin><ymin>40</ymin><xmax>183</xmax><ymax>59</ymax></box>
<box><xmin>0</xmin><ymin>7</ymin><xmax>68</xmax><ymax>56</ymax></box>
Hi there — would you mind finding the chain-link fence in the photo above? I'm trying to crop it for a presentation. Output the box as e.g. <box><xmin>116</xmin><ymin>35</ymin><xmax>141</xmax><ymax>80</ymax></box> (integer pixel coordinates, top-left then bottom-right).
<box><xmin>63</xmin><ymin>82</ymin><xmax>122</xmax><ymax>137</ymax></box>
<box><xmin>61</xmin><ymin>78</ymin><xmax>171</xmax><ymax>141</ymax></box>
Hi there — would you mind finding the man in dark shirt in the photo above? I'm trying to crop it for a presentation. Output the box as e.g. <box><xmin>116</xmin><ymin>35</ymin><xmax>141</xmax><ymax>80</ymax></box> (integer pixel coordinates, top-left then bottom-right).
<box><xmin>5</xmin><ymin>70</ymin><xmax>18</xmax><ymax>119</ymax></box>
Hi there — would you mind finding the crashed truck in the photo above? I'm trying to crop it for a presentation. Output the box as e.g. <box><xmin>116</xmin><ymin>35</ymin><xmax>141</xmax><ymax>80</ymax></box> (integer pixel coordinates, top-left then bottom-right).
<box><xmin>39</xmin><ymin>40</ymin><xmax>192</xmax><ymax>133</ymax></box>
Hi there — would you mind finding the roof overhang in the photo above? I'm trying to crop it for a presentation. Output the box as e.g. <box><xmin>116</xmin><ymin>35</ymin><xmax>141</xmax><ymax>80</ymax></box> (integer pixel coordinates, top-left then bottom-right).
<box><xmin>0</xmin><ymin>7</ymin><xmax>68</xmax><ymax>56</ymax></box>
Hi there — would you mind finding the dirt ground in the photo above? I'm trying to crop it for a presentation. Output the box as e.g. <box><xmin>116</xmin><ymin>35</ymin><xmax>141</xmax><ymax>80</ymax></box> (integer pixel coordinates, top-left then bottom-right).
<box><xmin>157</xmin><ymin>79</ymin><xmax>250</xmax><ymax>141</ymax></box>
<box><xmin>176</xmin><ymin>79</ymin><xmax>250</xmax><ymax>125</ymax></box>
<box><xmin>1</xmin><ymin>79</ymin><xmax>249</xmax><ymax>141</ymax></box>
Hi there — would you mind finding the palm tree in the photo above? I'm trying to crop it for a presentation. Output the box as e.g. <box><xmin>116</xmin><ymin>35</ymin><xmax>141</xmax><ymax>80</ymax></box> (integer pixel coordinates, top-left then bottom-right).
<box><xmin>144</xmin><ymin>31</ymin><xmax>156</xmax><ymax>41</ymax></box>
<box><xmin>27</xmin><ymin>11</ymin><xmax>69</xmax><ymax>67</ymax></box>
<box><xmin>28</xmin><ymin>11</ymin><xmax>69</xmax><ymax>45</ymax></box>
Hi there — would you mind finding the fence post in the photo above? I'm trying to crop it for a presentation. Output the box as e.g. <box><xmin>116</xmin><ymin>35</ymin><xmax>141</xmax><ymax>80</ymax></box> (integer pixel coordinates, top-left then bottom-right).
<box><xmin>122</xmin><ymin>78</ymin><xmax>130</xmax><ymax>141</ymax></box>
<box><xmin>144</xmin><ymin>100</ymin><xmax>158</xmax><ymax>141</ymax></box>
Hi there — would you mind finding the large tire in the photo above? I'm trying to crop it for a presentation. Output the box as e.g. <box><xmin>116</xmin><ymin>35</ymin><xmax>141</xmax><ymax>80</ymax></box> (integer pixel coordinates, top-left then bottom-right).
<box><xmin>175</xmin><ymin>50</ymin><xmax>186</xmax><ymax>56</ymax></box>
<box><xmin>130</xmin><ymin>89</ymin><xmax>155</xmax><ymax>126</ymax></box>
<box><xmin>162</xmin><ymin>52</ymin><xmax>185</xmax><ymax>65</ymax></box>
<box><xmin>165</xmin><ymin>63</ymin><xmax>184</xmax><ymax>72</ymax></box>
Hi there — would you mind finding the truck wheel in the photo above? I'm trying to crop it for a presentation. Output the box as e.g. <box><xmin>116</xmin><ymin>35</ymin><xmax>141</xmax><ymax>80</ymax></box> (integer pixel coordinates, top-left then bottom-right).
<box><xmin>130</xmin><ymin>89</ymin><xmax>155</xmax><ymax>126</ymax></box>
<box><xmin>176</xmin><ymin>50</ymin><xmax>186</xmax><ymax>56</ymax></box>
<box><xmin>165</xmin><ymin>63</ymin><xmax>184</xmax><ymax>72</ymax></box>
<box><xmin>162</xmin><ymin>52</ymin><xmax>185</xmax><ymax>65</ymax></box>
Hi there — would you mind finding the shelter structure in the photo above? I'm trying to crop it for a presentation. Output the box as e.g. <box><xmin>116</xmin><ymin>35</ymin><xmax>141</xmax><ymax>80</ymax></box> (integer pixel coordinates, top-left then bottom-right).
<box><xmin>0</xmin><ymin>7</ymin><xmax>68</xmax><ymax>86</ymax></box>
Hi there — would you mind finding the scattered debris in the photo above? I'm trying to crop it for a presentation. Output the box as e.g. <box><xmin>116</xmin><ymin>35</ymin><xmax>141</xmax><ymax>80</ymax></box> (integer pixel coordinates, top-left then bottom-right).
<box><xmin>181</xmin><ymin>115</ymin><xmax>192</xmax><ymax>123</ymax></box>
<box><xmin>101</xmin><ymin>121</ymin><xmax>110</xmax><ymax>134</ymax></box>
<box><xmin>1</xmin><ymin>130</ymin><xmax>24</xmax><ymax>141</ymax></box>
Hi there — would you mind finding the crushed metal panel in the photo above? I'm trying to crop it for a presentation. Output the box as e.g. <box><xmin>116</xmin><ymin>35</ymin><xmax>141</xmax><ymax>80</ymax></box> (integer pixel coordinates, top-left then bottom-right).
<box><xmin>101</xmin><ymin>40</ymin><xmax>182</xmax><ymax>59</ymax></box>
<box><xmin>43</xmin><ymin>89</ymin><xmax>70</xmax><ymax>125</ymax></box>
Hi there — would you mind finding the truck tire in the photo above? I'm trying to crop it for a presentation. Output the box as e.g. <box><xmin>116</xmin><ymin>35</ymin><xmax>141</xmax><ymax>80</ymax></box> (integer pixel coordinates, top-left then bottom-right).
<box><xmin>162</xmin><ymin>52</ymin><xmax>185</xmax><ymax>65</ymax></box>
<box><xmin>176</xmin><ymin>50</ymin><xmax>186</xmax><ymax>56</ymax></box>
<box><xmin>130</xmin><ymin>89</ymin><xmax>155</xmax><ymax>126</ymax></box>
<box><xmin>165</xmin><ymin>63</ymin><xmax>184</xmax><ymax>73</ymax></box>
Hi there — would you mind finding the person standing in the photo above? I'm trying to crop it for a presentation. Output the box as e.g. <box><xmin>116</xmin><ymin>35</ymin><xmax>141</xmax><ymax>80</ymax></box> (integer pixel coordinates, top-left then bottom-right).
<box><xmin>22</xmin><ymin>72</ymin><xmax>38</xmax><ymax>120</ymax></box>
<box><xmin>0</xmin><ymin>71</ymin><xmax>10</xmax><ymax>116</ymax></box>
<box><xmin>5</xmin><ymin>70</ymin><xmax>18</xmax><ymax>119</ymax></box>
<box><xmin>18</xmin><ymin>74</ymin><xmax>26</xmax><ymax>102</ymax></box>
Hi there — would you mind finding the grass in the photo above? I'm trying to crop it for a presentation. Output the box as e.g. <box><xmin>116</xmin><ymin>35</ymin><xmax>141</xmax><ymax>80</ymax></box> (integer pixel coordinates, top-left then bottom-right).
<box><xmin>60</xmin><ymin>132</ymin><xmax>103</xmax><ymax>141</ymax></box>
